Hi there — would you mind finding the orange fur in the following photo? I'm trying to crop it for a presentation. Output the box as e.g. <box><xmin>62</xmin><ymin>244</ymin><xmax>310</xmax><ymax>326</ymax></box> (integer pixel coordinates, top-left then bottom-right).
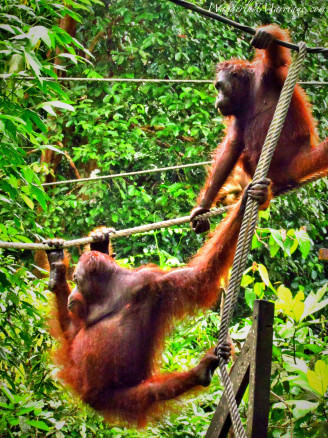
<box><xmin>47</xmin><ymin>196</ymin><xmax>254</xmax><ymax>426</ymax></box>
<box><xmin>197</xmin><ymin>24</ymin><xmax>327</xmax><ymax>214</ymax></box>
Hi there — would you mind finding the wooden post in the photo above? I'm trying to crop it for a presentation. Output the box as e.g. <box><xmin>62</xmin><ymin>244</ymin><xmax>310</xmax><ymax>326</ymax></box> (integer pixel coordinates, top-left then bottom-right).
<box><xmin>246</xmin><ymin>300</ymin><xmax>274</xmax><ymax>438</ymax></box>
<box><xmin>205</xmin><ymin>300</ymin><xmax>274</xmax><ymax>438</ymax></box>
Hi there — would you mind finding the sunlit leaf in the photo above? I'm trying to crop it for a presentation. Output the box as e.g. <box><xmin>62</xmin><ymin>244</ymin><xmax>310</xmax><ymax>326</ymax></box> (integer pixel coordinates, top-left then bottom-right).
<box><xmin>295</xmin><ymin>229</ymin><xmax>312</xmax><ymax>259</ymax></box>
<box><xmin>241</xmin><ymin>274</ymin><xmax>254</xmax><ymax>288</ymax></box>
<box><xmin>21</xmin><ymin>193</ymin><xmax>34</xmax><ymax>209</ymax></box>
<box><xmin>0</xmin><ymin>23</ymin><xmax>17</xmax><ymax>34</ymax></box>
<box><xmin>277</xmin><ymin>285</ymin><xmax>292</xmax><ymax>302</ymax></box>
<box><xmin>58</xmin><ymin>53</ymin><xmax>78</xmax><ymax>64</ymax></box>
<box><xmin>292</xmin><ymin>400</ymin><xmax>319</xmax><ymax>419</ymax></box>
<box><xmin>258</xmin><ymin>263</ymin><xmax>270</xmax><ymax>286</ymax></box>
<box><xmin>301</xmin><ymin>284</ymin><xmax>328</xmax><ymax>320</ymax></box>
<box><xmin>41</xmin><ymin>104</ymin><xmax>56</xmax><ymax>116</ymax></box>
<box><xmin>307</xmin><ymin>360</ymin><xmax>328</xmax><ymax>396</ymax></box>
<box><xmin>26</xmin><ymin>26</ymin><xmax>52</xmax><ymax>48</ymax></box>
<box><xmin>40</xmin><ymin>100</ymin><xmax>75</xmax><ymax>112</ymax></box>
<box><xmin>293</xmin><ymin>297</ymin><xmax>304</xmax><ymax>322</ymax></box>
<box><xmin>24</xmin><ymin>50</ymin><xmax>42</xmax><ymax>77</ymax></box>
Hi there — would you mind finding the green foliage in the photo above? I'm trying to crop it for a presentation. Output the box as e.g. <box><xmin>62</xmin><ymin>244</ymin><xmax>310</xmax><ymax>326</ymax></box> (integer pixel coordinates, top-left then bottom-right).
<box><xmin>0</xmin><ymin>0</ymin><xmax>93</xmax><ymax>240</ymax></box>
<box><xmin>269</xmin><ymin>285</ymin><xmax>328</xmax><ymax>437</ymax></box>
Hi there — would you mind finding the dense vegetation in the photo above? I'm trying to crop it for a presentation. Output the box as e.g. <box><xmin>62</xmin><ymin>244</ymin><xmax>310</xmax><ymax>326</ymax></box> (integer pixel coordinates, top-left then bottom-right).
<box><xmin>0</xmin><ymin>1</ymin><xmax>327</xmax><ymax>436</ymax></box>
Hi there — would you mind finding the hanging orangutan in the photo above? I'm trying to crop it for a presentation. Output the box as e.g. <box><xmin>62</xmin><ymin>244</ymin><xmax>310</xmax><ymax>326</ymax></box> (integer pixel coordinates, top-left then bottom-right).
<box><xmin>46</xmin><ymin>179</ymin><xmax>271</xmax><ymax>426</ymax></box>
<box><xmin>191</xmin><ymin>24</ymin><xmax>328</xmax><ymax>233</ymax></box>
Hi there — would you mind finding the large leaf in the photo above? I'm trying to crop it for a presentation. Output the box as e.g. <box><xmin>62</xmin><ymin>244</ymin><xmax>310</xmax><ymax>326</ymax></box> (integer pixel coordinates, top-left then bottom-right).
<box><xmin>39</xmin><ymin>101</ymin><xmax>75</xmax><ymax>114</ymax></box>
<box><xmin>26</xmin><ymin>26</ymin><xmax>52</xmax><ymax>48</ymax></box>
<box><xmin>307</xmin><ymin>360</ymin><xmax>328</xmax><ymax>396</ymax></box>
<box><xmin>26</xmin><ymin>420</ymin><xmax>50</xmax><ymax>431</ymax></box>
<box><xmin>258</xmin><ymin>263</ymin><xmax>270</xmax><ymax>286</ymax></box>
<box><xmin>24</xmin><ymin>50</ymin><xmax>42</xmax><ymax>77</ymax></box>
<box><xmin>301</xmin><ymin>284</ymin><xmax>328</xmax><ymax>320</ymax></box>
<box><xmin>295</xmin><ymin>228</ymin><xmax>312</xmax><ymax>259</ymax></box>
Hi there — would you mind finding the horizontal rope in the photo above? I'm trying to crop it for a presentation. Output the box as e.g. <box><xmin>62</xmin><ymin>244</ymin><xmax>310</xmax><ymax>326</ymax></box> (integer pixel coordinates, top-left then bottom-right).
<box><xmin>42</xmin><ymin>161</ymin><xmax>212</xmax><ymax>187</ymax></box>
<box><xmin>168</xmin><ymin>0</ymin><xmax>328</xmax><ymax>56</ymax></box>
<box><xmin>0</xmin><ymin>205</ymin><xmax>232</xmax><ymax>250</ymax></box>
<box><xmin>1</xmin><ymin>171</ymin><xmax>326</xmax><ymax>250</ymax></box>
<box><xmin>0</xmin><ymin>75</ymin><xmax>326</xmax><ymax>86</ymax></box>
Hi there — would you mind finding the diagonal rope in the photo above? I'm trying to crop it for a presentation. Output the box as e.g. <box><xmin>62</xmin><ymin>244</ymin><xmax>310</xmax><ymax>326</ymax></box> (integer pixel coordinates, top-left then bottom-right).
<box><xmin>216</xmin><ymin>42</ymin><xmax>307</xmax><ymax>438</ymax></box>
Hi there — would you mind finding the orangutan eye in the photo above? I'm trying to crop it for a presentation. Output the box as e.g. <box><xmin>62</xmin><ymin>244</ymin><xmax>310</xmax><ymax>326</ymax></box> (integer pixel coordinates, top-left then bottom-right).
<box><xmin>215</xmin><ymin>81</ymin><xmax>222</xmax><ymax>91</ymax></box>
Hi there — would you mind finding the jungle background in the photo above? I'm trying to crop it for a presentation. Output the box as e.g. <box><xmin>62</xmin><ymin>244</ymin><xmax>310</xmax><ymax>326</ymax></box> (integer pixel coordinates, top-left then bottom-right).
<box><xmin>0</xmin><ymin>0</ymin><xmax>327</xmax><ymax>436</ymax></box>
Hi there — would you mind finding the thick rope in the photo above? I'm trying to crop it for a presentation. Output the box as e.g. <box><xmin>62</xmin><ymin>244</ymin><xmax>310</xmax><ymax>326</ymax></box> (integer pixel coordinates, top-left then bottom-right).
<box><xmin>0</xmin><ymin>167</ymin><xmax>325</xmax><ymax>250</ymax></box>
<box><xmin>0</xmin><ymin>206</ymin><xmax>232</xmax><ymax>250</ymax></box>
<box><xmin>216</xmin><ymin>42</ymin><xmax>307</xmax><ymax>438</ymax></box>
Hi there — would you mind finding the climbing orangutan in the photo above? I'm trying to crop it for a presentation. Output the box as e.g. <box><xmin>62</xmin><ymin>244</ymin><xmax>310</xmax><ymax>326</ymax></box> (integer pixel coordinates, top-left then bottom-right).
<box><xmin>191</xmin><ymin>24</ymin><xmax>328</xmax><ymax>233</ymax></box>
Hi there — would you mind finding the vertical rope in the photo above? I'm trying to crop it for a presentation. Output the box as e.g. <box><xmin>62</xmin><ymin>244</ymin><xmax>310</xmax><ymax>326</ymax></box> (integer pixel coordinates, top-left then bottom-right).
<box><xmin>216</xmin><ymin>42</ymin><xmax>307</xmax><ymax>438</ymax></box>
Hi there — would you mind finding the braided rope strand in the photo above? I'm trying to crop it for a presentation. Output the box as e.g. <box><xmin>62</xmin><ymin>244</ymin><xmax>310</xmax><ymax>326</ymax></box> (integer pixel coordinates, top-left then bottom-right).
<box><xmin>0</xmin><ymin>205</ymin><xmax>232</xmax><ymax>250</ymax></box>
<box><xmin>217</xmin><ymin>42</ymin><xmax>307</xmax><ymax>438</ymax></box>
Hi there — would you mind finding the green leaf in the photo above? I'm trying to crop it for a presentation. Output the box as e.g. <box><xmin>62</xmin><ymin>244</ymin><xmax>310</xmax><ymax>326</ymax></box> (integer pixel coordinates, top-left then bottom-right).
<box><xmin>0</xmin><ymin>115</ymin><xmax>26</xmax><ymax>126</ymax></box>
<box><xmin>273</xmin><ymin>399</ymin><xmax>319</xmax><ymax>419</ymax></box>
<box><xmin>270</xmin><ymin>229</ymin><xmax>285</xmax><ymax>250</ymax></box>
<box><xmin>1</xmin><ymin>386</ymin><xmax>15</xmax><ymax>403</ymax></box>
<box><xmin>292</xmin><ymin>291</ymin><xmax>305</xmax><ymax>322</ymax></box>
<box><xmin>8</xmin><ymin>54</ymin><xmax>24</xmax><ymax>73</ymax></box>
<box><xmin>31</xmin><ymin>186</ymin><xmax>47</xmax><ymax>211</ymax></box>
<box><xmin>23</xmin><ymin>110</ymin><xmax>47</xmax><ymax>133</ymax></box>
<box><xmin>269</xmin><ymin>239</ymin><xmax>280</xmax><ymax>257</ymax></box>
<box><xmin>26</xmin><ymin>420</ymin><xmax>50</xmax><ymax>431</ymax></box>
<box><xmin>57</xmin><ymin>53</ymin><xmax>78</xmax><ymax>64</ymax></box>
<box><xmin>251</xmin><ymin>233</ymin><xmax>261</xmax><ymax>249</ymax></box>
<box><xmin>301</xmin><ymin>285</ymin><xmax>328</xmax><ymax>320</ymax></box>
<box><xmin>292</xmin><ymin>401</ymin><xmax>319</xmax><ymax>419</ymax></box>
<box><xmin>21</xmin><ymin>193</ymin><xmax>34</xmax><ymax>209</ymax></box>
<box><xmin>307</xmin><ymin>360</ymin><xmax>328</xmax><ymax>396</ymax></box>
<box><xmin>16</xmin><ymin>407</ymin><xmax>35</xmax><ymax>415</ymax></box>
<box><xmin>254</xmin><ymin>282</ymin><xmax>265</xmax><ymax>298</ymax></box>
<box><xmin>277</xmin><ymin>285</ymin><xmax>292</xmax><ymax>302</ymax></box>
<box><xmin>287</xmin><ymin>230</ymin><xmax>298</xmax><ymax>255</ymax></box>
<box><xmin>258</xmin><ymin>264</ymin><xmax>270</xmax><ymax>286</ymax></box>
<box><xmin>275</xmin><ymin>285</ymin><xmax>305</xmax><ymax>322</ymax></box>
<box><xmin>40</xmin><ymin>144</ymin><xmax>65</xmax><ymax>155</ymax></box>
<box><xmin>27</xmin><ymin>26</ymin><xmax>52</xmax><ymax>48</ymax></box>
<box><xmin>0</xmin><ymin>24</ymin><xmax>17</xmax><ymax>34</ymax></box>
<box><xmin>40</xmin><ymin>101</ymin><xmax>75</xmax><ymax>112</ymax></box>
<box><xmin>41</xmin><ymin>104</ymin><xmax>57</xmax><ymax>116</ymax></box>
<box><xmin>245</xmin><ymin>288</ymin><xmax>256</xmax><ymax>309</ymax></box>
<box><xmin>24</xmin><ymin>50</ymin><xmax>42</xmax><ymax>77</ymax></box>
<box><xmin>277</xmin><ymin>326</ymin><xmax>294</xmax><ymax>338</ymax></box>
<box><xmin>295</xmin><ymin>229</ymin><xmax>311</xmax><ymax>259</ymax></box>
<box><xmin>241</xmin><ymin>274</ymin><xmax>254</xmax><ymax>288</ymax></box>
